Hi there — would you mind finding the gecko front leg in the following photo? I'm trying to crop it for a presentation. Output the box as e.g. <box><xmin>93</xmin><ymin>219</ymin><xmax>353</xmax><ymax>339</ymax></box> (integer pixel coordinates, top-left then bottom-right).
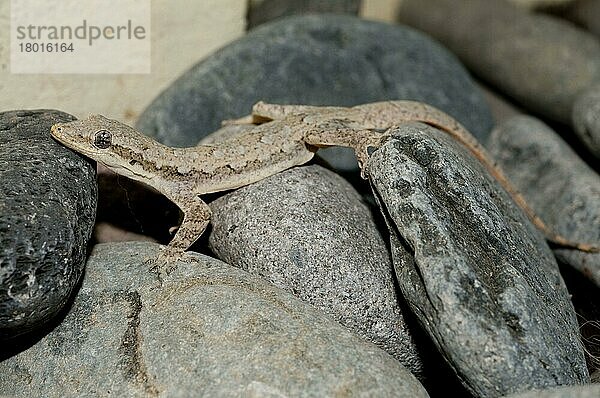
<box><xmin>150</xmin><ymin>194</ymin><xmax>212</xmax><ymax>279</ymax></box>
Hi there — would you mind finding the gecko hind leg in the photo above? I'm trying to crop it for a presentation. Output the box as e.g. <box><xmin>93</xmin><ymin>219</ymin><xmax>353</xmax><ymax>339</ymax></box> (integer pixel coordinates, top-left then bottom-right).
<box><xmin>149</xmin><ymin>197</ymin><xmax>212</xmax><ymax>280</ymax></box>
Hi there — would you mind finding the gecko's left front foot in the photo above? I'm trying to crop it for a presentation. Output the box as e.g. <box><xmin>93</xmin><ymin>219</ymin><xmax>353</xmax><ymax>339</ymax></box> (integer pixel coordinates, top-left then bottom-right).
<box><xmin>146</xmin><ymin>196</ymin><xmax>210</xmax><ymax>283</ymax></box>
<box><xmin>147</xmin><ymin>245</ymin><xmax>185</xmax><ymax>283</ymax></box>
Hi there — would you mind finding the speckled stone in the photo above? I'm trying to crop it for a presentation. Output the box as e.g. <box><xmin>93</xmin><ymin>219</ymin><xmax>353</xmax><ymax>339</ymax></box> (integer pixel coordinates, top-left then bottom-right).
<box><xmin>487</xmin><ymin>115</ymin><xmax>600</xmax><ymax>287</ymax></box>
<box><xmin>207</xmin><ymin>164</ymin><xmax>423</xmax><ymax>375</ymax></box>
<box><xmin>368</xmin><ymin>123</ymin><xmax>588</xmax><ymax>397</ymax></box>
<box><xmin>502</xmin><ymin>383</ymin><xmax>600</xmax><ymax>398</ymax></box>
<box><xmin>399</xmin><ymin>0</ymin><xmax>600</xmax><ymax>125</ymax></box>
<box><xmin>137</xmin><ymin>14</ymin><xmax>494</xmax><ymax>170</ymax></box>
<box><xmin>0</xmin><ymin>242</ymin><xmax>428</xmax><ymax>398</ymax></box>
<box><xmin>0</xmin><ymin>110</ymin><xmax>97</xmax><ymax>340</ymax></box>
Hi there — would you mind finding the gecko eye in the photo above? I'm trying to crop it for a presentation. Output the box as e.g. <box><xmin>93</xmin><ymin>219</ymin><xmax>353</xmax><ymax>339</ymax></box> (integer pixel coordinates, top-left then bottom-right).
<box><xmin>93</xmin><ymin>130</ymin><xmax>112</xmax><ymax>149</ymax></box>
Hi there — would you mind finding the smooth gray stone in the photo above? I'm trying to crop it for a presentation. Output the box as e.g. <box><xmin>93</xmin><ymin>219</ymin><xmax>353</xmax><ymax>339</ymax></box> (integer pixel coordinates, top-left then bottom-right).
<box><xmin>502</xmin><ymin>384</ymin><xmax>600</xmax><ymax>398</ymax></box>
<box><xmin>207</xmin><ymin>164</ymin><xmax>423</xmax><ymax>375</ymax></box>
<box><xmin>398</xmin><ymin>0</ymin><xmax>600</xmax><ymax>124</ymax></box>
<box><xmin>368</xmin><ymin>123</ymin><xmax>588</xmax><ymax>397</ymax></box>
<box><xmin>573</xmin><ymin>85</ymin><xmax>600</xmax><ymax>158</ymax></box>
<box><xmin>247</xmin><ymin>0</ymin><xmax>360</xmax><ymax>29</ymax></box>
<box><xmin>0</xmin><ymin>110</ymin><xmax>97</xmax><ymax>340</ymax></box>
<box><xmin>137</xmin><ymin>14</ymin><xmax>494</xmax><ymax>171</ymax></box>
<box><xmin>488</xmin><ymin>115</ymin><xmax>600</xmax><ymax>287</ymax></box>
<box><xmin>0</xmin><ymin>242</ymin><xmax>428</xmax><ymax>398</ymax></box>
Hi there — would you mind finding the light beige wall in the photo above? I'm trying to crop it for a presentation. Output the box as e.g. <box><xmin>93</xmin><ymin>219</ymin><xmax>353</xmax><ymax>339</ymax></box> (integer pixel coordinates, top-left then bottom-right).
<box><xmin>360</xmin><ymin>0</ymin><xmax>402</xmax><ymax>22</ymax></box>
<box><xmin>2</xmin><ymin>0</ymin><xmax>577</xmax><ymax>123</ymax></box>
<box><xmin>0</xmin><ymin>0</ymin><xmax>247</xmax><ymax>124</ymax></box>
<box><xmin>360</xmin><ymin>0</ymin><xmax>576</xmax><ymax>22</ymax></box>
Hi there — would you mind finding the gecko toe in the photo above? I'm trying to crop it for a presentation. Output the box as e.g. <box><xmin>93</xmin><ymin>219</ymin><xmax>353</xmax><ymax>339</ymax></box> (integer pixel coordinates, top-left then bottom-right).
<box><xmin>146</xmin><ymin>246</ymin><xmax>185</xmax><ymax>284</ymax></box>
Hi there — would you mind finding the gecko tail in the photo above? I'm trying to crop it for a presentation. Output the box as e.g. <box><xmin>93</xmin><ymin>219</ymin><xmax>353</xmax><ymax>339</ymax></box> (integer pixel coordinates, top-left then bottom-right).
<box><xmin>545</xmin><ymin>234</ymin><xmax>600</xmax><ymax>253</ymax></box>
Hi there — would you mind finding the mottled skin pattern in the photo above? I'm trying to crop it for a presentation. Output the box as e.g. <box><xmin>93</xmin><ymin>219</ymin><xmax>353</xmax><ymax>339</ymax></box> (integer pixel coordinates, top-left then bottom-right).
<box><xmin>242</xmin><ymin>101</ymin><xmax>599</xmax><ymax>254</ymax></box>
<box><xmin>50</xmin><ymin>101</ymin><xmax>599</xmax><ymax>276</ymax></box>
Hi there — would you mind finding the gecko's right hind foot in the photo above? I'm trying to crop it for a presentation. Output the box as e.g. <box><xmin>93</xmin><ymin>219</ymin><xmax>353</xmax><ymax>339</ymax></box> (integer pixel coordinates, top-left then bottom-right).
<box><xmin>355</xmin><ymin>143</ymin><xmax>382</xmax><ymax>180</ymax></box>
<box><xmin>356</xmin><ymin>151</ymin><xmax>372</xmax><ymax>179</ymax></box>
<box><xmin>355</xmin><ymin>133</ymin><xmax>392</xmax><ymax>179</ymax></box>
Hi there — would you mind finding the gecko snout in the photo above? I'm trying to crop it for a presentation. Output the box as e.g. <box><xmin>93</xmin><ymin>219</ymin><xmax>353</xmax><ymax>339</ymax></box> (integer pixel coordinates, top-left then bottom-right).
<box><xmin>50</xmin><ymin>123</ymin><xmax>71</xmax><ymax>143</ymax></box>
<box><xmin>50</xmin><ymin>124</ymin><xmax>63</xmax><ymax>135</ymax></box>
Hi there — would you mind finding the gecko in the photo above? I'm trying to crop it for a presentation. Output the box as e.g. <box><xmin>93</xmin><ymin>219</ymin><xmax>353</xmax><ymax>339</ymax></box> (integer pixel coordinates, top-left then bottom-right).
<box><xmin>50</xmin><ymin>100</ymin><xmax>599</xmax><ymax>275</ymax></box>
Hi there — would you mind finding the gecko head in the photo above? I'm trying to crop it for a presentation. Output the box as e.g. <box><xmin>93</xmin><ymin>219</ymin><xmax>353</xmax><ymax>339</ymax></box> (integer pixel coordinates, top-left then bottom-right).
<box><xmin>51</xmin><ymin>114</ymin><xmax>150</xmax><ymax>172</ymax></box>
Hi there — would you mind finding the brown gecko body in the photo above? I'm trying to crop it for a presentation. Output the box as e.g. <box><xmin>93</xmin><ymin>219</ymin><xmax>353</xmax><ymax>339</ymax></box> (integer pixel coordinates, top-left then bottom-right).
<box><xmin>50</xmin><ymin>100</ymin><xmax>598</xmax><ymax>274</ymax></box>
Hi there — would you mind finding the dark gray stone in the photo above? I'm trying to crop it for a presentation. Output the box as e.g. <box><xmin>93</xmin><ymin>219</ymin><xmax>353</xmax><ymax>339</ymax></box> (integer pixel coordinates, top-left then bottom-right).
<box><xmin>502</xmin><ymin>384</ymin><xmax>600</xmax><ymax>398</ymax></box>
<box><xmin>487</xmin><ymin>115</ymin><xmax>600</xmax><ymax>287</ymax></box>
<box><xmin>368</xmin><ymin>123</ymin><xmax>589</xmax><ymax>397</ymax></box>
<box><xmin>248</xmin><ymin>0</ymin><xmax>360</xmax><ymax>29</ymax></box>
<box><xmin>207</xmin><ymin>165</ymin><xmax>423</xmax><ymax>375</ymax></box>
<box><xmin>137</xmin><ymin>14</ymin><xmax>494</xmax><ymax>163</ymax></box>
<box><xmin>0</xmin><ymin>110</ymin><xmax>97</xmax><ymax>340</ymax></box>
<box><xmin>573</xmin><ymin>85</ymin><xmax>600</xmax><ymax>158</ymax></box>
<box><xmin>399</xmin><ymin>0</ymin><xmax>600</xmax><ymax>125</ymax></box>
<box><xmin>0</xmin><ymin>242</ymin><xmax>429</xmax><ymax>397</ymax></box>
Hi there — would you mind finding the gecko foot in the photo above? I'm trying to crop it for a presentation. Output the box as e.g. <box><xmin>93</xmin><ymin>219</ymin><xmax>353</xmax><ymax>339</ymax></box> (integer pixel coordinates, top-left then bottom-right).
<box><xmin>146</xmin><ymin>246</ymin><xmax>185</xmax><ymax>284</ymax></box>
